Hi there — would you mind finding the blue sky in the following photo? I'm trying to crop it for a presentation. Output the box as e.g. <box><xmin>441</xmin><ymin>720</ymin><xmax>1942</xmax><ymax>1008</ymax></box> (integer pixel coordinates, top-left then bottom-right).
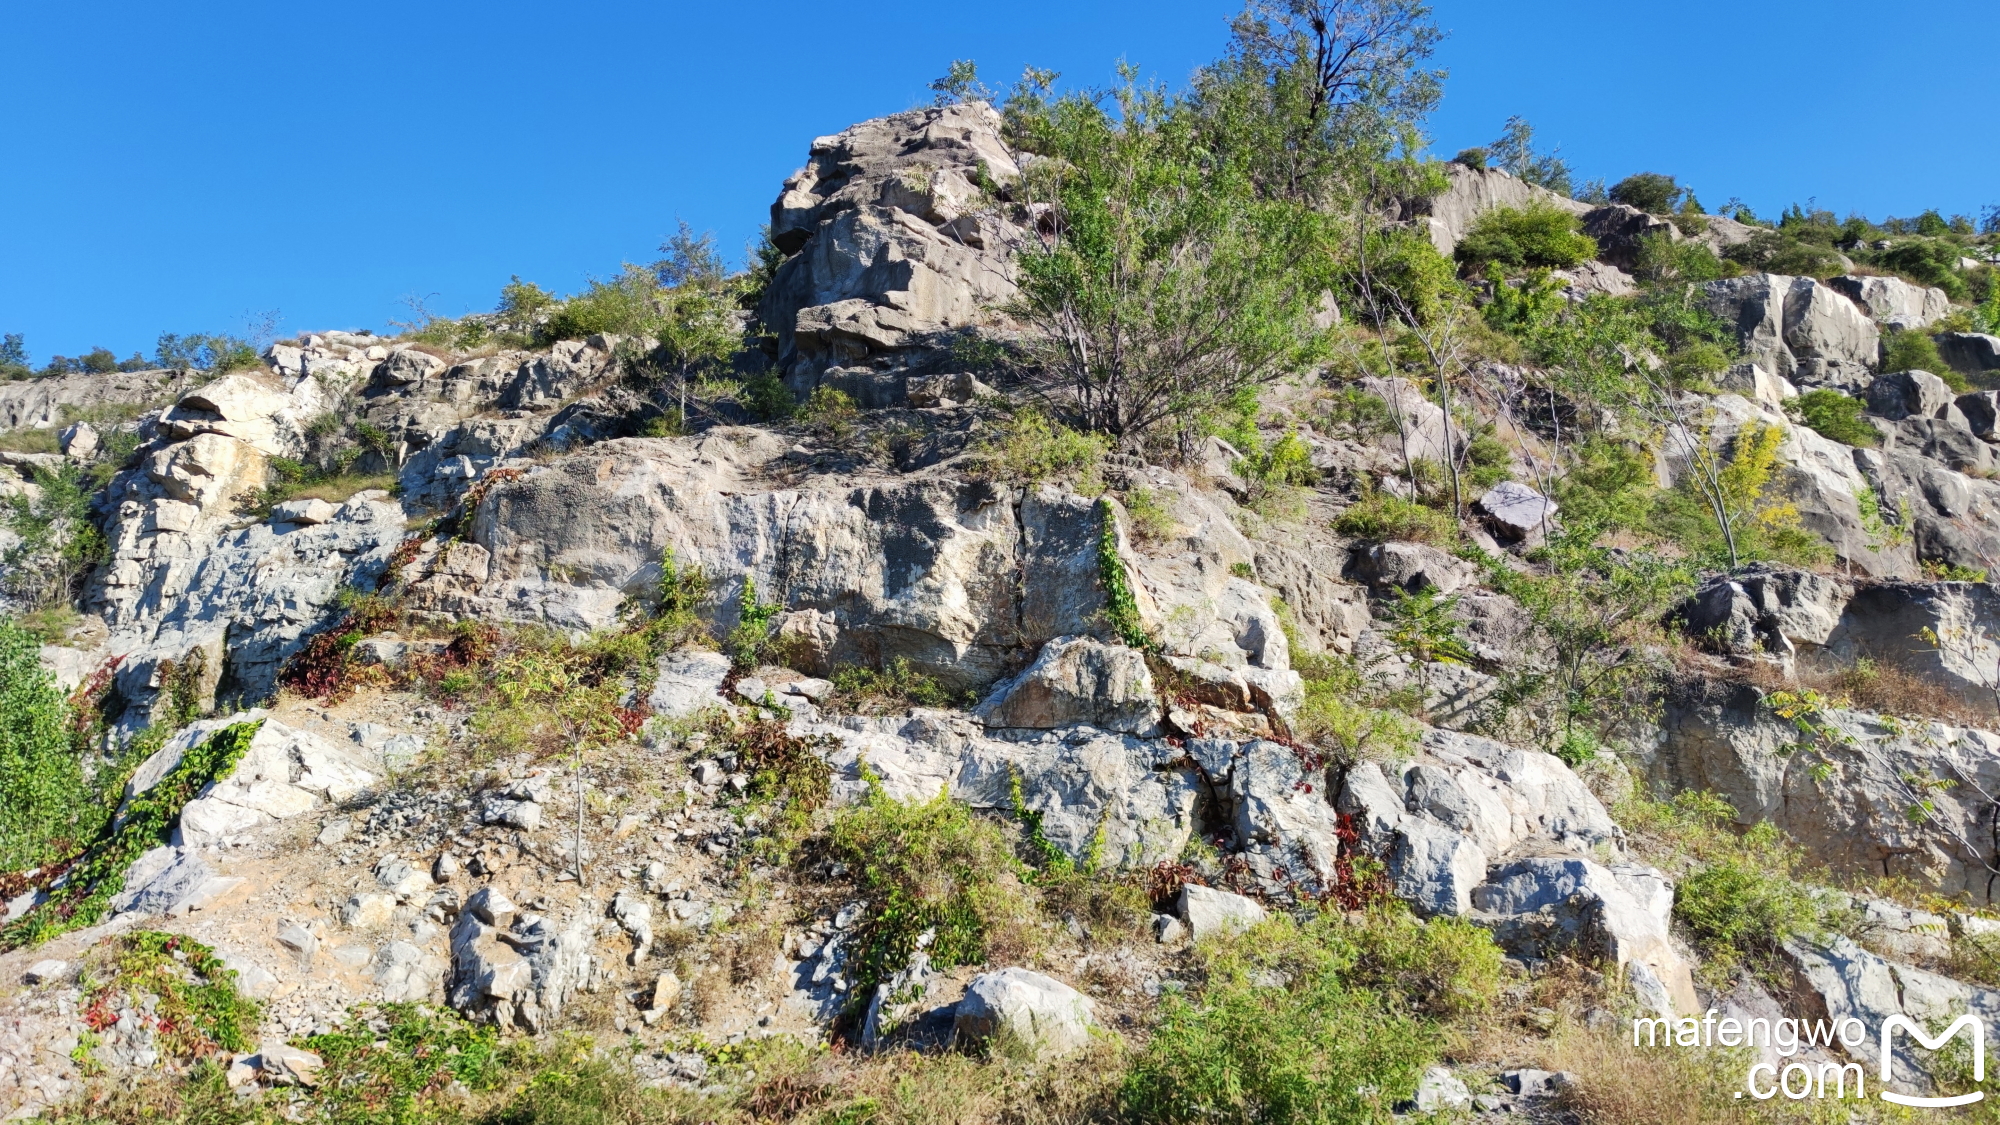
<box><xmin>3</xmin><ymin>0</ymin><xmax>1994</xmax><ymax>362</ymax></box>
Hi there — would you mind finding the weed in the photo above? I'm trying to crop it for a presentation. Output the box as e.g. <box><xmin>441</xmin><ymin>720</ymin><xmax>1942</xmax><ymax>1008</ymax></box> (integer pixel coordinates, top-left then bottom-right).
<box><xmin>825</xmin><ymin>658</ymin><xmax>969</xmax><ymax>715</ymax></box>
<box><xmin>1121</xmin><ymin>909</ymin><xmax>1500</xmax><ymax>1124</ymax></box>
<box><xmin>722</xmin><ymin>718</ymin><xmax>834</xmax><ymax>845</ymax></box>
<box><xmin>1120</xmin><ymin>485</ymin><xmax>1179</xmax><ymax>542</ymax></box>
<box><xmin>727</xmin><ymin>575</ymin><xmax>782</xmax><ymax>670</ymax></box>
<box><xmin>982</xmin><ymin>410</ymin><xmax>1107</xmax><ymax>489</ymax></box>
<box><xmin>827</xmin><ymin>780</ymin><xmax>1035</xmax><ymax>995</ymax></box>
<box><xmin>300</xmin><ymin>1002</ymin><xmax>506</xmax><ymax>1122</ymax></box>
<box><xmin>85</xmin><ymin>931</ymin><xmax>260</xmax><ymax>1060</ymax></box>
<box><xmin>1331</xmin><ymin>491</ymin><xmax>1456</xmax><ymax>544</ymax></box>
<box><xmin>1785</xmin><ymin>388</ymin><xmax>1878</xmax><ymax>447</ymax></box>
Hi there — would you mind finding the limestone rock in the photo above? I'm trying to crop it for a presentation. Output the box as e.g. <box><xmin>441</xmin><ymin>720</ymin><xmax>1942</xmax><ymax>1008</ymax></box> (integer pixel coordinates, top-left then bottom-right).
<box><xmin>1713</xmin><ymin>362</ymin><xmax>1798</xmax><ymax>409</ymax></box>
<box><xmin>271</xmin><ymin>498</ymin><xmax>338</xmax><ymax>526</ymax></box>
<box><xmin>974</xmin><ymin>636</ymin><xmax>1159</xmax><ymax>736</ymax></box>
<box><xmin>1345</xmin><ymin>541</ymin><xmax>1477</xmax><ymax>595</ymax></box>
<box><xmin>1402</xmin><ymin>163</ymin><xmax>1588</xmax><ymax>257</ymax></box>
<box><xmin>953</xmin><ymin>968</ymin><xmax>1096</xmax><ymax>1060</ymax></box>
<box><xmin>1937</xmin><ymin>333</ymin><xmax>2000</xmax><ymax>379</ymax></box>
<box><xmin>1579</xmin><ymin>204</ymin><xmax>1680</xmax><ymax>271</ymax></box>
<box><xmin>1827</xmin><ymin>275</ymin><xmax>1953</xmax><ymax>331</ymax></box>
<box><xmin>1867</xmin><ymin>370</ymin><xmax>1956</xmax><ymax>421</ymax></box>
<box><xmin>1675</xmin><ymin>564</ymin><xmax>1853</xmax><ymax>658</ymax></box>
<box><xmin>1475</xmin><ymin>481</ymin><xmax>1557</xmax><ymax>543</ymax></box>
<box><xmin>1699</xmin><ymin>274</ymin><xmax>1879</xmax><ymax>390</ymax></box>
<box><xmin>1176</xmin><ymin>884</ymin><xmax>1267</xmax><ymax>939</ymax></box>
<box><xmin>0</xmin><ymin>367</ymin><xmax>195</xmax><ymax>431</ymax></box>
<box><xmin>1656</xmin><ymin>676</ymin><xmax>2000</xmax><ymax>894</ymax></box>
<box><xmin>759</xmin><ymin>103</ymin><xmax>1023</xmax><ymax>383</ymax></box>
<box><xmin>649</xmin><ymin>649</ymin><xmax>731</xmax><ymax>718</ymax></box>
<box><xmin>1473</xmin><ymin>855</ymin><xmax>1697</xmax><ymax>1015</ymax></box>
<box><xmin>1781</xmin><ymin>933</ymin><xmax>2000</xmax><ymax>1091</ymax></box>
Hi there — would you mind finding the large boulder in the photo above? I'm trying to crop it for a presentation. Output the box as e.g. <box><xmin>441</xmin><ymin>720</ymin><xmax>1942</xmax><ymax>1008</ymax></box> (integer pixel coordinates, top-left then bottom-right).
<box><xmin>1473</xmin><ymin>856</ymin><xmax>1697</xmax><ymax>1016</ymax></box>
<box><xmin>757</xmin><ymin>103</ymin><xmax>1024</xmax><ymax>385</ymax></box>
<box><xmin>1579</xmin><ymin>204</ymin><xmax>1681</xmax><ymax>271</ymax></box>
<box><xmin>159</xmin><ymin>373</ymin><xmax>325</xmax><ymax>457</ymax></box>
<box><xmin>1675</xmin><ymin>564</ymin><xmax>1852</xmax><ymax>658</ymax></box>
<box><xmin>1698</xmin><ymin>274</ymin><xmax>1879</xmax><ymax>391</ymax></box>
<box><xmin>953</xmin><ymin>968</ymin><xmax>1096</xmax><ymax>1060</ymax></box>
<box><xmin>1176</xmin><ymin>884</ymin><xmax>1267</xmax><ymax>940</ymax></box>
<box><xmin>1937</xmin><ymin>333</ymin><xmax>2000</xmax><ymax>379</ymax></box>
<box><xmin>1826</xmin><ymin>275</ymin><xmax>1954</xmax><ymax>331</ymax></box>
<box><xmin>973</xmin><ymin>636</ymin><xmax>1159</xmax><ymax>735</ymax></box>
<box><xmin>1866</xmin><ymin>370</ymin><xmax>1956</xmax><ymax>421</ymax></box>
<box><xmin>120</xmin><ymin>716</ymin><xmax>383</xmax><ymax>848</ymax></box>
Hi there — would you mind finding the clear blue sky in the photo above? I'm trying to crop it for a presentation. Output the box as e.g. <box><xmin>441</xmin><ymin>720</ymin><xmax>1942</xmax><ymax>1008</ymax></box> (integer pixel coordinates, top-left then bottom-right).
<box><xmin>4</xmin><ymin>0</ymin><xmax>1994</xmax><ymax>362</ymax></box>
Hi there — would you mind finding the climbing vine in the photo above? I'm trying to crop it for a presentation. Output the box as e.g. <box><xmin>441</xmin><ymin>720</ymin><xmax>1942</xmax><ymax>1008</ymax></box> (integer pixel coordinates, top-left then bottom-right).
<box><xmin>1</xmin><ymin>721</ymin><xmax>262</xmax><ymax>950</ymax></box>
<box><xmin>1097</xmin><ymin>499</ymin><xmax>1155</xmax><ymax>652</ymax></box>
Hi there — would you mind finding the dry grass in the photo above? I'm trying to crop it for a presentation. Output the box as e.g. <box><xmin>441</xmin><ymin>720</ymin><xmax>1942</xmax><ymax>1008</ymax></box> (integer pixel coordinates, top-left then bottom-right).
<box><xmin>1740</xmin><ymin>656</ymin><xmax>1989</xmax><ymax>728</ymax></box>
<box><xmin>273</xmin><ymin>470</ymin><xmax>399</xmax><ymax>505</ymax></box>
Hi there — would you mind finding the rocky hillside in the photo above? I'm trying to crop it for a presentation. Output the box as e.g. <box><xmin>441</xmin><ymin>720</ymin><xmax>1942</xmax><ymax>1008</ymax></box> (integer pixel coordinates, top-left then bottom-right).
<box><xmin>4</xmin><ymin>20</ymin><xmax>2000</xmax><ymax>1125</ymax></box>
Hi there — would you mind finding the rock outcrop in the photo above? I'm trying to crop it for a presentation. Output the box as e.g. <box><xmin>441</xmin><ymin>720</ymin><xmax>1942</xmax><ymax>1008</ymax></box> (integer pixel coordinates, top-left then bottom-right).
<box><xmin>1698</xmin><ymin>274</ymin><xmax>1880</xmax><ymax>391</ymax></box>
<box><xmin>757</xmin><ymin>103</ymin><xmax>1024</xmax><ymax>389</ymax></box>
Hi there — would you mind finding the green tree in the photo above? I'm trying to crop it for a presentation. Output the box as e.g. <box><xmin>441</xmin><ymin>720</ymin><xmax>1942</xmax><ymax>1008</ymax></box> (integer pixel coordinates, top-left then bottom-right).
<box><xmin>1007</xmin><ymin>70</ymin><xmax>1337</xmax><ymax>449</ymax></box>
<box><xmin>1485</xmin><ymin>115</ymin><xmax>1571</xmax><ymax>195</ymax></box>
<box><xmin>0</xmin><ymin>618</ymin><xmax>84</xmax><ymax>870</ymax></box>
<box><xmin>1609</xmin><ymin>171</ymin><xmax>1683</xmax><ymax>215</ymax></box>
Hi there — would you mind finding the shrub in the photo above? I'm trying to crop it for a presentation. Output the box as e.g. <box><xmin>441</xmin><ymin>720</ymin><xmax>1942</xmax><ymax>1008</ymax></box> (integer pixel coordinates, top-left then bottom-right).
<box><xmin>1454</xmin><ymin>204</ymin><xmax>1597</xmax><ymax>274</ymax></box>
<box><xmin>1786</xmin><ymin>388</ymin><xmax>1878</xmax><ymax>446</ymax></box>
<box><xmin>543</xmin><ymin>265</ymin><xmax>664</xmax><ymax>341</ymax></box>
<box><xmin>1877</xmin><ymin>239</ymin><xmax>1970</xmax><ymax>301</ymax></box>
<box><xmin>798</xmin><ymin>385</ymin><xmax>857</xmax><ymax>442</ymax></box>
<box><xmin>153</xmin><ymin>332</ymin><xmax>260</xmax><ymax>373</ymax></box>
<box><xmin>3</xmin><ymin>463</ymin><xmax>107</xmax><ymax>609</ymax></box>
<box><xmin>1723</xmin><ymin>230</ymin><xmax>1844</xmax><ymax>279</ymax></box>
<box><xmin>1882</xmin><ymin>328</ymin><xmax>1963</xmax><ymax>389</ymax></box>
<box><xmin>1317</xmin><ymin>384</ymin><xmax>1396</xmax><ymax>439</ymax></box>
<box><xmin>0</xmin><ymin>618</ymin><xmax>85</xmax><ymax>870</ymax></box>
<box><xmin>738</xmin><ymin>371</ymin><xmax>795</xmax><ymax>422</ymax></box>
<box><xmin>1633</xmin><ymin>231</ymin><xmax>1733</xmax><ymax>285</ymax></box>
<box><xmin>1120</xmin><ymin>910</ymin><xmax>1500</xmax><ymax>1124</ymax></box>
<box><xmin>1609</xmin><ymin>172</ymin><xmax>1684</xmax><ymax>215</ymax></box>
<box><xmin>983</xmin><ymin>410</ymin><xmax>1108</xmax><ymax>487</ymax></box>
<box><xmin>827</xmin><ymin>657</ymin><xmax>968</xmax><ymax>715</ymax></box>
<box><xmin>1331</xmin><ymin>492</ymin><xmax>1455</xmax><ymax>544</ymax></box>
<box><xmin>1619</xmin><ymin>791</ymin><xmax>1834</xmax><ymax>982</ymax></box>
<box><xmin>828</xmin><ymin>783</ymin><xmax>1034</xmax><ymax>994</ymax></box>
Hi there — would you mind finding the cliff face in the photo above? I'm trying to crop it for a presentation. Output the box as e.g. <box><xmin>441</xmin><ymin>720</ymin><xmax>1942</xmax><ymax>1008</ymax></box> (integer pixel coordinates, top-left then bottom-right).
<box><xmin>3</xmin><ymin>104</ymin><xmax>2000</xmax><ymax>1120</ymax></box>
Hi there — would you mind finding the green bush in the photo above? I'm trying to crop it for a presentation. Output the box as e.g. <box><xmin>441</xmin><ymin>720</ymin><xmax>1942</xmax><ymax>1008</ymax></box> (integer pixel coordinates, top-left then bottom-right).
<box><xmin>983</xmin><ymin>410</ymin><xmax>1108</xmax><ymax>487</ymax></box>
<box><xmin>1331</xmin><ymin>492</ymin><xmax>1455</xmax><ymax>544</ymax></box>
<box><xmin>1609</xmin><ymin>172</ymin><xmax>1685</xmax><ymax>214</ymax></box>
<box><xmin>737</xmin><ymin>371</ymin><xmax>795</xmax><ymax>422</ymax></box>
<box><xmin>1120</xmin><ymin>910</ymin><xmax>1501</xmax><ymax>1124</ymax></box>
<box><xmin>1786</xmin><ymin>388</ymin><xmax>1878</xmax><ymax>446</ymax></box>
<box><xmin>0</xmin><ymin>618</ymin><xmax>85</xmax><ymax>870</ymax></box>
<box><xmin>1882</xmin><ymin>328</ymin><xmax>1963</xmax><ymax>389</ymax></box>
<box><xmin>828</xmin><ymin>784</ymin><xmax>1034</xmax><ymax>994</ymax></box>
<box><xmin>1455</xmin><ymin>204</ymin><xmax>1597</xmax><ymax>274</ymax></box>
<box><xmin>1620</xmin><ymin>791</ymin><xmax>1834</xmax><ymax>982</ymax></box>
<box><xmin>543</xmin><ymin>265</ymin><xmax>664</xmax><ymax>341</ymax></box>
<box><xmin>1877</xmin><ymin>240</ymin><xmax>1970</xmax><ymax>301</ymax></box>
<box><xmin>1723</xmin><ymin>230</ymin><xmax>1844</xmax><ymax>279</ymax></box>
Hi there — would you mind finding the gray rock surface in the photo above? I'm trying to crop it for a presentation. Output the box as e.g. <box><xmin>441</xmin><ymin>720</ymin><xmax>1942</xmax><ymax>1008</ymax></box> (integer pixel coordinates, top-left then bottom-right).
<box><xmin>758</xmin><ymin>103</ymin><xmax>1023</xmax><ymax>385</ymax></box>
<box><xmin>974</xmin><ymin>636</ymin><xmax>1158</xmax><ymax>735</ymax></box>
<box><xmin>1937</xmin><ymin>333</ymin><xmax>2000</xmax><ymax>379</ymax></box>
<box><xmin>1699</xmin><ymin>274</ymin><xmax>1879</xmax><ymax>390</ymax></box>
<box><xmin>0</xmin><ymin>368</ymin><xmax>196</xmax><ymax>432</ymax></box>
<box><xmin>1827</xmin><ymin>275</ymin><xmax>1954</xmax><ymax>331</ymax></box>
<box><xmin>953</xmin><ymin>968</ymin><xmax>1096</xmax><ymax>1060</ymax></box>
<box><xmin>1402</xmin><ymin>163</ymin><xmax>1588</xmax><ymax>257</ymax></box>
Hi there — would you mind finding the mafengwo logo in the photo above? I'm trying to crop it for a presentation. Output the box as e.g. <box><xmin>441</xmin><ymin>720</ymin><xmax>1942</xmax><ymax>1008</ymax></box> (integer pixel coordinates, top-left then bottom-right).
<box><xmin>1633</xmin><ymin>1011</ymin><xmax>1986</xmax><ymax>1105</ymax></box>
